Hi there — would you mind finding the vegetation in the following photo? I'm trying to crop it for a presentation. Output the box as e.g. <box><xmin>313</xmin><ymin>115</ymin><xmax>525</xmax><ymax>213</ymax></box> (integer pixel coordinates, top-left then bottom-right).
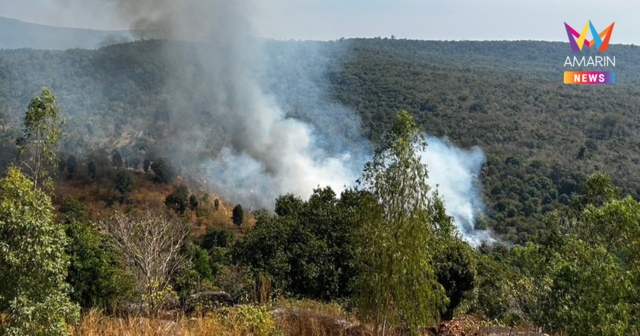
<box><xmin>232</xmin><ymin>204</ymin><xmax>244</xmax><ymax>227</ymax></box>
<box><xmin>353</xmin><ymin>112</ymin><xmax>448</xmax><ymax>332</ymax></box>
<box><xmin>165</xmin><ymin>184</ymin><xmax>190</xmax><ymax>214</ymax></box>
<box><xmin>1</xmin><ymin>36</ymin><xmax>640</xmax><ymax>334</ymax></box>
<box><xmin>114</xmin><ymin>169</ymin><xmax>135</xmax><ymax>199</ymax></box>
<box><xmin>0</xmin><ymin>167</ymin><xmax>79</xmax><ymax>335</ymax></box>
<box><xmin>151</xmin><ymin>158</ymin><xmax>178</xmax><ymax>184</ymax></box>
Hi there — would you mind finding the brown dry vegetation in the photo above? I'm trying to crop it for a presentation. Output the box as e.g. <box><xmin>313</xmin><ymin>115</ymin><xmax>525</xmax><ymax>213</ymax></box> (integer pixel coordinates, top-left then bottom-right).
<box><xmin>71</xmin><ymin>301</ymin><xmax>365</xmax><ymax>336</ymax></box>
<box><xmin>52</xmin><ymin>169</ymin><xmax>255</xmax><ymax>238</ymax></box>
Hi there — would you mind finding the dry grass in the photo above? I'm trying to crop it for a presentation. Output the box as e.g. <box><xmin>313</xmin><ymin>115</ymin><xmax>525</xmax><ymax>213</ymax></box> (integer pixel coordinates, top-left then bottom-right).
<box><xmin>52</xmin><ymin>170</ymin><xmax>256</xmax><ymax>237</ymax></box>
<box><xmin>71</xmin><ymin>301</ymin><xmax>368</xmax><ymax>336</ymax></box>
<box><xmin>72</xmin><ymin>306</ymin><xmax>276</xmax><ymax>336</ymax></box>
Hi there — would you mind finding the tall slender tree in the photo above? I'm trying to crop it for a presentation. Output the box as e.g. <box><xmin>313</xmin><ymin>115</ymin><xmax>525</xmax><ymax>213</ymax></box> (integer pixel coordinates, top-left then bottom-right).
<box><xmin>16</xmin><ymin>88</ymin><xmax>64</xmax><ymax>190</ymax></box>
<box><xmin>354</xmin><ymin>111</ymin><xmax>448</xmax><ymax>334</ymax></box>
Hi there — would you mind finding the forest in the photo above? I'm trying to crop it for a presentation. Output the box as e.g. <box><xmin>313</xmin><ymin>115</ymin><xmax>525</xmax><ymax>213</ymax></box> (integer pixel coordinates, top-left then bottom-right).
<box><xmin>1</xmin><ymin>37</ymin><xmax>640</xmax><ymax>335</ymax></box>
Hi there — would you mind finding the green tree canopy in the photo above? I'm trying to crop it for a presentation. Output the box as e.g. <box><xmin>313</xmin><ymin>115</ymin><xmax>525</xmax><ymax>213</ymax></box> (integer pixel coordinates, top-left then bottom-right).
<box><xmin>354</xmin><ymin>111</ymin><xmax>450</xmax><ymax>333</ymax></box>
<box><xmin>165</xmin><ymin>184</ymin><xmax>189</xmax><ymax>214</ymax></box>
<box><xmin>151</xmin><ymin>157</ymin><xmax>177</xmax><ymax>184</ymax></box>
<box><xmin>0</xmin><ymin>167</ymin><xmax>79</xmax><ymax>335</ymax></box>
<box><xmin>232</xmin><ymin>204</ymin><xmax>244</xmax><ymax>227</ymax></box>
<box><xmin>17</xmin><ymin>88</ymin><xmax>64</xmax><ymax>190</ymax></box>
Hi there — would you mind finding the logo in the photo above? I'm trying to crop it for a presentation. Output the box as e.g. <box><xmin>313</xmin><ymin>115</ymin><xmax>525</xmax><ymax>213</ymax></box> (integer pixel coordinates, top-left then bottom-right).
<box><xmin>564</xmin><ymin>21</ymin><xmax>615</xmax><ymax>52</ymax></box>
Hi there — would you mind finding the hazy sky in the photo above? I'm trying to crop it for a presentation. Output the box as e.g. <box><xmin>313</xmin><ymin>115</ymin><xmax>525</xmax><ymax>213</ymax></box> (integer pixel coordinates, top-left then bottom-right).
<box><xmin>0</xmin><ymin>0</ymin><xmax>637</xmax><ymax>44</ymax></box>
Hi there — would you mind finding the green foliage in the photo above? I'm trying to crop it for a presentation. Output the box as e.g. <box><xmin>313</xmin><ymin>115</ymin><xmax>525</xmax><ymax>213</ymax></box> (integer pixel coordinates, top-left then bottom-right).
<box><xmin>114</xmin><ymin>169</ymin><xmax>135</xmax><ymax>198</ymax></box>
<box><xmin>150</xmin><ymin>157</ymin><xmax>177</xmax><ymax>184</ymax></box>
<box><xmin>174</xmin><ymin>243</ymin><xmax>214</xmax><ymax>299</ymax></box>
<box><xmin>65</xmin><ymin>221</ymin><xmax>136</xmax><ymax>309</ymax></box>
<box><xmin>214</xmin><ymin>198</ymin><xmax>219</xmax><ymax>210</ymax></box>
<box><xmin>0</xmin><ymin>167</ymin><xmax>79</xmax><ymax>335</ymax></box>
<box><xmin>16</xmin><ymin>88</ymin><xmax>65</xmax><ymax>190</ymax></box>
<box><xmin>59</xmin><ymin>196</ymin><xmax>87</xmax><ymax>224</ymax></box>
<box><xmin>467</xmin><ymin>174</ymin><xmax>640</xmax><ymax>335</ymax></box>
<box><xmin>165</xmin><ymin>184</ymin><xmax>189</xmax><ymax>214</ymax></box>
<box><xmin>189</xmin><ymin>194</ymin><xmax>199</xmax><ymax>211</ymax></box>
<box><xmin>434</xmin><ymin>239</ymin><xmax>477</xmax><ymax>320</ymax></box>
<box><xmin>232</xmin><ymin>204</ymin><xmax>244</xmax><ymax>226</ymax></box>
<box><xmin>201</xmin><ymin>228</ymin><xmax>233</xmax><ymax>250</ymax></box>
<box><xmin>354</xmin><ymin>111</ymin><xmax>449</xmax><ymax>332</ymax></box>
<box><xmin>233</xmin><ymin>187</ymin><xmax>362</xmax><ymax>300</ymax></box>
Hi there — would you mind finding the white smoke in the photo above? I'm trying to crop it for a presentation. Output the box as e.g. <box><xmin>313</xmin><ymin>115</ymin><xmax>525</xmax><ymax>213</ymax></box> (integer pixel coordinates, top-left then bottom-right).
<box><xmin>421</xmin><ymin>135</ymin><xmax>494</xmax><ymax>246</ymax></box>
<box><xmin>51</xmin><ymin>0</ymin><xmax>493</xmax><ymax>245</ymax></box>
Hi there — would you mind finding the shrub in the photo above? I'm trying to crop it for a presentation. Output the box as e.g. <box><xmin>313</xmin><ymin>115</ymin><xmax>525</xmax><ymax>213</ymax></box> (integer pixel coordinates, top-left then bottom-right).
<box><xmin>165</xmin><ymin>184</ymin><xmax>190</xmax><ymax>214</ymax></box>
<box><xmin>114</xmin><ymin>169</ymin><xmax>136</xmax><ymax>199</ymax></box>
<box><xmin>232</xmin><ymin>204</ymin><xmax>244</xmax><ymax>226</ymax></box>
<box><xmin>150</xmin><ymin>157</ymin><xmax>177</xmax><ymax>184</ymax></box>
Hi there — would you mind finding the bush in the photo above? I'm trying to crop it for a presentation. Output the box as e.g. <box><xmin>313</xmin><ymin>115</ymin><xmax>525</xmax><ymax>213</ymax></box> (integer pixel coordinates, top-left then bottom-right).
<box><xmin>65</xmin><ymin>222</ymin><xmax>136</xmax><ymax>309</ymax></box>
<box><xmin>165</xmin><ymin>184</ymin><xmax>189</xmax><ymax>214</ymax></box>
<box><xmin>190</xmin><ymin>194</ymin><xmax>199</xmax><ymax>211</ymax></box>
<box><xmin>232</xmin><ymin>204</ymin><xmax>244</xmax><ymax>226</ymax></box>
<box><xmin>88</xmin><ymin>161</ymin><xmax>97</xmax><ymax>179</ymax></box>
<box><xmin>150</xmin><ymin>157</ymin><xmax>177</xmax><ymax>184</ymax></box>
<box><xmin>201</xmin><ymin>228</ymin><xmax>233</xmax><ymax>250</ymax></box>
<box><xmin>114</xmin><ymin>169</ymin><xmax>135</xmax><ymax>198</ymax></box>
<box><xmin>59</xmin><ymin>197</ymin><xmax>87</xmax><ymax>223</ymax></box>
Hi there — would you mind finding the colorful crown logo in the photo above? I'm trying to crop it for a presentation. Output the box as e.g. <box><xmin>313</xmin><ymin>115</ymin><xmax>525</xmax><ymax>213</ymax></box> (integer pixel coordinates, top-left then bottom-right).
<box><xmin>564</xmin><ymin>21</ymin><xmax>615</xmax><ymax>52</ymax></box>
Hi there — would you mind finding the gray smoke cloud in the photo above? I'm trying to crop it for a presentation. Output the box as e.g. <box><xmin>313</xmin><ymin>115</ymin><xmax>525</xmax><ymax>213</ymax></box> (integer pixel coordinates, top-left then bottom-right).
<box><xmin>421</xmin><ymin>135</ymin><xmax>494</xmax><ymax>246</ymax></box>
<box><xmin>77</xmin><ymin>0</ymin><xmax>368</xmax><ymax>208</ymax></box>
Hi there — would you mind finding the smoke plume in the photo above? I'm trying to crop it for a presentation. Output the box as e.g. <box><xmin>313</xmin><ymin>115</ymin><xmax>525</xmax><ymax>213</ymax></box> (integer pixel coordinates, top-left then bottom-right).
<box><xmin>79</xmin><ymin>0</ymin><xmax>367</xmax><ymax>208</ymax></box>
<box><xmin>421</xmin><ymin>135</ymin><xmax>493</xmax><ymax>246</ymax></box>
<box><xmin>58</xmin><ymin>0</ymin><xmax>491</xmax><ymax>244</ymax></box>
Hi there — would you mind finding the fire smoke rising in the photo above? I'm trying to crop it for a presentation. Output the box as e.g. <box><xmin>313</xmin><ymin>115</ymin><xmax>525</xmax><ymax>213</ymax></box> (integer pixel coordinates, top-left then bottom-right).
<box><xmin>62</xmin><ymin>0</ymin><xmax>492</xmax><ymax>244</ymax></box>
<box><xmin>421</xmin><ymin>136</ymin><xmax>493</xmax><ymax>246</ymax></box>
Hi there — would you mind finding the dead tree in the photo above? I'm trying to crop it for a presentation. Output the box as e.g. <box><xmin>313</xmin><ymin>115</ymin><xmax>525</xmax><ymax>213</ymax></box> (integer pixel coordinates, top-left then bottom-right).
<box><xmin>100</xmin><ymin>209</ymin><xmax>188</xmax><ymax>313</ymax></box>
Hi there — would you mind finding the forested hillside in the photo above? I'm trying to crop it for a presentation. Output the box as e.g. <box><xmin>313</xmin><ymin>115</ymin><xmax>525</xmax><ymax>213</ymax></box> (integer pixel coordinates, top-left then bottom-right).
<box><xmin>1</xmin><ymin>38</ymin><xmax>639</xmax><ymax>243</ymax></box>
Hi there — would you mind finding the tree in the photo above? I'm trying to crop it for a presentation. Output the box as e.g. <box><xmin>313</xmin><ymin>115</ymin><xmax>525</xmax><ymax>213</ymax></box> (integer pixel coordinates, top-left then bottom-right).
<box><xmin>114</xmin><ymin>169</ymin><xmax>136</xmax><ymax>200</ymax></box>
<box><xmin>112</xmin><ymin>149</ymin><xmax>123</xmax><ymax>168</ymax></box>
<box><xmin>353</xmin><ymin>111</ymin><xmax>448</xmax><ymax>333</ymax></box>
<box><xmin>232</xmin><ymin>204</ymin><xmax>244</xmax><ymax>226</ymax></box>
<box><xmin>165</xmin><ymin>184</ymin><xmax>190</xmax><ymax>214</ymax></box>
<box><xmin>67</xmin><ymin>154</ymin><xmax>77</xmax><ymax>177</ymax></box>
<box><xmin>100</xmin><ymin>210</ymin><xmax>188</xmax><ymax>314</ymax></box>
<box><xmin>434</xmin><ymin>239</ymin><xmax>477</xmax><ymax>320</ymax></box>
<box><xmin>189</xmin><ymin>194</ymin><xmax>199</xmax><ymax>211</ymax></box>
<box><xmin>143</xmin><ymin>158</ymin><xmax>151</xmax><ymax>173</ymax></box>
<box><xmin>484</xmin><ymin>173</ymin><xmax>640</xmax><ymax>335</ymax></box>
<box><xmin>65</xmin><ymin>221</ymin><xmax>136</xmax><ymax>309</ymax></box>
<box><xmin>88</xmin><ymin>161</ymin><xmax>97</xmax><ymax>179</ymax></box>
<box><xmin>151</xmin><ymin>157</ymin><xmax>177</xmax><ymax>184</ymax></box>
<box><xmin>16</xmin><ymin>88</ymin><xmax>65</xmax><ymax>190</ymax></box>
<box><xmin>233</xmin><ymin>187</ymin><xmax>363</xmax><ymax>300</ymax></box>
<box><xmin>214</xmin><ymin>198</ymin><xmax>220</xmax><ymax>210</ymax></box>
<box><xmin>0</xmin><ymin>167</ymin><xmax>79</xmax><ymax>335</ymax></box>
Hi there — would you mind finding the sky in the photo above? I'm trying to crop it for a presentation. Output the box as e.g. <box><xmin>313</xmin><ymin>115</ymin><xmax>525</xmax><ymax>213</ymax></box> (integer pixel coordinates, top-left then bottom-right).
<box><xmin>0</xmin><ymin>0</ymin><xmax>637</xmax><ymax>44</ymax></box>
